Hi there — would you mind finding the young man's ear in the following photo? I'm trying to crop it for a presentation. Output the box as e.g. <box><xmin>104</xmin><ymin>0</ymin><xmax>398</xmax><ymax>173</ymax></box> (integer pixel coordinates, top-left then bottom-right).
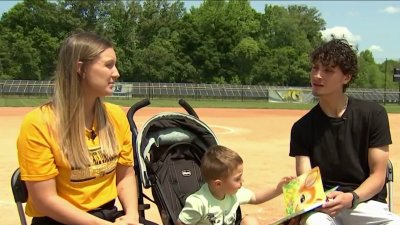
<box><xmin>343</xmin><ymin>74</ymin><xmax>352</xmax><ymax>84</ymax></box>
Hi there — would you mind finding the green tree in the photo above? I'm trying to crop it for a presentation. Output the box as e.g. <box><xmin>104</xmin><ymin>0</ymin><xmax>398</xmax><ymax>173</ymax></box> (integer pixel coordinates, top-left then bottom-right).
<box><xmin>257</xmin><ymin>4</ymin><xmax>325</xmax><ymax>86</ymax></box>
<box><xmin>355</xmin><ymin>50</ymin><xmax>384</xmax><ymax>88</ymax></box>
<box><xmin>58</xmin><ymin>0</ymin><xmax>114</xmax><ymax>32</ymax></box>
<box><xmin>99</xmin><ymin>0</ymin><xmax>141</xmax><ymax>81</ymax></box>
<box><xmin>179</xmin><ymin>0</ymin><xmax>260</xmax><ymax>84</ymax></box>
<box><xmin>0</xmin><ymin>0</ymin><xmax>80</xmax><ymax>80</ymax></box>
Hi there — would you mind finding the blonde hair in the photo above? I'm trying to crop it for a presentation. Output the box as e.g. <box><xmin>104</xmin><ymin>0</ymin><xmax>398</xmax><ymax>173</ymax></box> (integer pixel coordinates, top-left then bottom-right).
<box><xmin>50</xmin><ymin>31</ymin><xmax>118</xmax><ymax>169</ymax></box>
<box><xmin>201</xmin><ymin>145</ymin><xmax>243</xmax><ymax>182</ymax></box>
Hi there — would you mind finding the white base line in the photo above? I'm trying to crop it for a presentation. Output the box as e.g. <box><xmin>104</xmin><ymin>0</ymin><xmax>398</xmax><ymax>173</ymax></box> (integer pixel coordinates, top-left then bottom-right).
<box><xmin>0</xmin><ymin>200</ymin><xmax>15</xmax><ymax>206</ymax></box>
<box><xmin>209</xmin><ymin>125</ymin><xmax>236</xmax><ymax>135</ymax></box>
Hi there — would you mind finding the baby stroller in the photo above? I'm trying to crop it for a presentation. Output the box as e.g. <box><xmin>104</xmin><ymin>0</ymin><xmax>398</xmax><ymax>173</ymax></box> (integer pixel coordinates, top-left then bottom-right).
<box><xmin>127</xmin><ymin>99</ymin><xmax>241</xmax><ymax>225</ymax></box>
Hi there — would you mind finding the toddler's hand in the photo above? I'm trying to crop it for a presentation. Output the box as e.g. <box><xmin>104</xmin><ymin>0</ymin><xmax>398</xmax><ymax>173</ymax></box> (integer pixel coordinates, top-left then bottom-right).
<box><xmin>277</xmin><ymin>176</ymin><xmax>296</xmax><ymax>190</ymax></box>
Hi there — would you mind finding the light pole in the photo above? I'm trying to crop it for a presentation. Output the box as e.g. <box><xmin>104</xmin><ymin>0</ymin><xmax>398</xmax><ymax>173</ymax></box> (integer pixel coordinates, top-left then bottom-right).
<box><xmin>384</xmin><ymin>58</ymin><xmax>387</xmax><ymax>105</ymax></box>
<box><xmin>394</xmin><ymin>68</ymin><xmax>400</xmax><ymax>105</ymax></box>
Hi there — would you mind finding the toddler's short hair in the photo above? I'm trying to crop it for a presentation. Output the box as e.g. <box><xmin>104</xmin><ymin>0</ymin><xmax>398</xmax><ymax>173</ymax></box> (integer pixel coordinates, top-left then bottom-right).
<box><xmin>201</xmin><ymin>145</ymin><xmax>243</xmax><ymax>182</ymax></box>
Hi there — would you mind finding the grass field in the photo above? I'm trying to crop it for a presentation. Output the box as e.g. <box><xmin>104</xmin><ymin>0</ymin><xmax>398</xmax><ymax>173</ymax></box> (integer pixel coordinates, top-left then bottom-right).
<box><xmin>1</xmin><ymin>96</ymin><xmax>400</xmax><ymax>113</ymax></box>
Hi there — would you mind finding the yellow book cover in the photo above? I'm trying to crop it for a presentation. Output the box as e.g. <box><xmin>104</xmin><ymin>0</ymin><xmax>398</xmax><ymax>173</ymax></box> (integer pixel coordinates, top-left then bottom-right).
<box><xmin>270</xmin><ymin>167</ymin><xmax>338</xmax><ymax>225</ymax></box>
<box><xmin>283</xmin><ymin>166</ymin><xmax>325</xmax><ymax>215</ymax></box>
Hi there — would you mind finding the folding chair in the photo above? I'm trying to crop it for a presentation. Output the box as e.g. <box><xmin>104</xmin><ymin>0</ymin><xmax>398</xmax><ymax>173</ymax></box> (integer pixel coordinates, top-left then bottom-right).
<box><xmin>387</xmin><ymin>160</ymin><xmax>394</xmax><ymax>212</ymax></box>
<box><xmin>10</xmin><ymin>168</ymin><xmax>28</xmax><ymax>225</ymax></box>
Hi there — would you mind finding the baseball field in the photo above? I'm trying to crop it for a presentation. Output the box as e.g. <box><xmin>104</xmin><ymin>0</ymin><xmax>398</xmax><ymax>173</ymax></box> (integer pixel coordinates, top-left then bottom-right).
<box><xmin>1</xmin><ymin>106</ymin><xmax>399</xmax><ymax>225</ymax></box>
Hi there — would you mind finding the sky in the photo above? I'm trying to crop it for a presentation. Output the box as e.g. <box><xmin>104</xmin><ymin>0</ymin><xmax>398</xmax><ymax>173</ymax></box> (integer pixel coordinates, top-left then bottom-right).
<box><xmin>1</xmin><ymin>1</ymin><xmax>399</xmax><ymax>63</ymax></box>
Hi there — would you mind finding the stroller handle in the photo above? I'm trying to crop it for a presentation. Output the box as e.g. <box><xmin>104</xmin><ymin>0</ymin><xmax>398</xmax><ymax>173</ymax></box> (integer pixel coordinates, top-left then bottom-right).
<box><xmin>179</xmin><ymin>98</ymin><xmax>199</xmax><ymax>118</ymax></box>
<box><xmin>127</xmin><ymin>98</ymin><xmax>151</xmax><ymax>137</ymax></box>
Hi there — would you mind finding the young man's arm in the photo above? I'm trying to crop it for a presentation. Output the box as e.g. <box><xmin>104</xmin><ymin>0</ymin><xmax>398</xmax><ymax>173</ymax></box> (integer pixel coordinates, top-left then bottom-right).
<box><xmin>356</xmin><ymin>146</ymin><xmax>389</xmax><ymax>201</ymax></box>
<box><xmin>324</xmin><ymin>146</ymin><xmax>388</xmax><ymax>205</ymax></box>
<box><xmin>320</xmin><ymin>146</ymin><xmax>388</xmax><ymax>216</ymax></box>
<box><xmin>295</xmin><ymin>155</ymin><xmax>312</xmax><ymax>176</ymax></box>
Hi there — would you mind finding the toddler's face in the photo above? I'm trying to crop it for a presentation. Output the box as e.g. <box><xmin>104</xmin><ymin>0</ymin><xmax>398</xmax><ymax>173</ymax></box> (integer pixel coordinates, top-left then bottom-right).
<box><xmin>221</xmin><ymin>164</ymin><xmax>243</xmax><ymax>195</ymax></box>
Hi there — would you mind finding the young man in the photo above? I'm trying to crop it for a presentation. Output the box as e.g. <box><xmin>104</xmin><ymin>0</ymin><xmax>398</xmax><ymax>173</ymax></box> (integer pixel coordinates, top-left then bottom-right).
<box><xmin>177</xmin><ymin>145</ymin><xmax>293</xmax><ymax>225</ymax></box>
<box><xmin>289</xmin><ymin>38</ymin><xmax>400</xmax><ymax>224</ymax></box>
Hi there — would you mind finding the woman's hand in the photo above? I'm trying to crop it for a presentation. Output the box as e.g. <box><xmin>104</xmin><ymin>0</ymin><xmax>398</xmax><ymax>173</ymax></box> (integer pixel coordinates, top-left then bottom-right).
<box><xmin>114</xmin><ymin>215</ymin><xmax>142</xmax><ymax>225</ymax></box>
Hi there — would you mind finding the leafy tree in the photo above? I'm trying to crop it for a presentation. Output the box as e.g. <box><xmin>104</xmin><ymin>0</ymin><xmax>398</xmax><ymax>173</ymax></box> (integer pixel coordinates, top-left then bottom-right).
<box><xmin>179</xmin><ymin>0</ymin><xmax>261</xmax><ymax>84</ymax></box>
<box><xmin>258</xmin><ymin>4</ymin><xmax>325</xmax><ymax>86</ymax></box>
<box><xmin>355</xmin><ymin>50</ymin><xmax>384</xmax><ymax>88</ymax></box>
<box><xmin>0</xmin><ymin>0</ymin><xmax>80</xmax><ymax>80</ymax></box>
<box><xmin>1</xmin><ymin>0</ymin><xmax>396</xmax><ymax>88</ymax></box>
<box><xmin>58</xmin><ymin>0</ymin><xmax>114</xmax><ymax>32</ymax></box>
<box><xmin>287</xmin><ymin>5</ymin><xmax>325</xmax><ymax>47</ymax></box>
<box><xmin>232</xmin><ymin>37</ymin><xmax>260</xmax><ymax>84</ymax></box>
<box><xmin>99</xmin><ymin>0</ymin><xmax>141</xmax><ymax>81</ymax></box>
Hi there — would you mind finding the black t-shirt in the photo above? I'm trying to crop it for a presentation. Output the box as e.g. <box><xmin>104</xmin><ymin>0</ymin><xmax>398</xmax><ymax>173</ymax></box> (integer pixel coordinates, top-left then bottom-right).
<box><xmin>289</xmin><ymin>97</ymin><xmax>392</xmax><ymax>203</ymax></box>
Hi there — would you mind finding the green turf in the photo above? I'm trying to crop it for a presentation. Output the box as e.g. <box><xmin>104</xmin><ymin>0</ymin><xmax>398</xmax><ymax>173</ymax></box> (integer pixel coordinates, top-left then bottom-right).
<box><xmin>0</xmin><ymin>96</ymin><xmax>50</xmax><ymax>106</ymax></box>
<box><xmin>1</xmin><ymin>96</ymin><xmax>400</xmax><ymax>113</ymax></box>
<box><xmin>0</xmin><ymin>96</ymin><xmax>316</xmax><ymax>109</ymax></box>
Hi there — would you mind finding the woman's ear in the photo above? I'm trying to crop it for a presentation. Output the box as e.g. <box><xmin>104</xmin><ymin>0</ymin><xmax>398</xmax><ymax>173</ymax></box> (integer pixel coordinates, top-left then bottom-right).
<box><xmin>77</xmin><ymin>61</ymin><xmax>83</xmax><ymax>76</ymax></box>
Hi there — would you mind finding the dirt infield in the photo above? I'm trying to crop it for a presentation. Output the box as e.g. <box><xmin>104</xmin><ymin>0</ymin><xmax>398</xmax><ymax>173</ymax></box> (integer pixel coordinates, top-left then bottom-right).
<box><xmin>1</xmin><ymin>106</ymin><xmax>399</xmax><ymax>225</ymax></box>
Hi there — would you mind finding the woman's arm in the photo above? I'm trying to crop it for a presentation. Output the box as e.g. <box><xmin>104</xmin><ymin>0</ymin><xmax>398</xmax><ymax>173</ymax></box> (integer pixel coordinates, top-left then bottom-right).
<box><xmin>26</xmin><ymin>179</ymin><xmax>112</xmax><ymax>225</ymax></box>
<box><xmin>116</xmin><ymin>164</ymin><xmax>140</xmax><ymax>224</ymax></box>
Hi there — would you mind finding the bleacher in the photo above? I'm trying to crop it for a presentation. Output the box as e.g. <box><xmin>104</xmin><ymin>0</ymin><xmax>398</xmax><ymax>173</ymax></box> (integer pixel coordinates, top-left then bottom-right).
<box><xmin>1</xmin><ymin>80</ymin><xmax>399</xmax><ymax>103</ymax></box>
<box><xmin>1</xmin><ymin>80</ymin><xmax>54</xmax><ymax>96</ymax></box>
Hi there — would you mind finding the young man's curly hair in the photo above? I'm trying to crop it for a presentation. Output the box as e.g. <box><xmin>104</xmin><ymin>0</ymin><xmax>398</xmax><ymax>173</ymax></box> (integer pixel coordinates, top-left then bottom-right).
<box><xmin>310</xmin><ymin>38</ymin><xmax>358</xmax><ymax>92</ymax></box>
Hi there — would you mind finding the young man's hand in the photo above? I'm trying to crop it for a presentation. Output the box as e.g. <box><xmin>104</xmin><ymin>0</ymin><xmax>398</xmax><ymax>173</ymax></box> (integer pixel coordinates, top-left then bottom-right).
<box><xmin>319</xmin><ymin>191</ymin><xmax>353</xmax><ymax>217</ymax></box>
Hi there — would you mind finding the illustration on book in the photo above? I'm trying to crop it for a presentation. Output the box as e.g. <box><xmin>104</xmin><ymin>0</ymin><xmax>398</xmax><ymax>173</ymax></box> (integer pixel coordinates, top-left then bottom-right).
<box><xmin>283</xmin><ymin>166</ymin><xmax>325</xmax><ymax>215</ymax></box>
<box><xmin>270</xmin><ymin>167</ymin><xmax>338</xmax><ymax>225</ymax></box>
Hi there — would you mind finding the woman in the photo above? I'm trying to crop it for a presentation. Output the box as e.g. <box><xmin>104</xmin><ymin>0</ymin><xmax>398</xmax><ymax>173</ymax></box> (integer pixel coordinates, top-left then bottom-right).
<box><xmin>17</xmin><ymin>31</ymin><xmax>141</xmax><ymax>225</ymax></box>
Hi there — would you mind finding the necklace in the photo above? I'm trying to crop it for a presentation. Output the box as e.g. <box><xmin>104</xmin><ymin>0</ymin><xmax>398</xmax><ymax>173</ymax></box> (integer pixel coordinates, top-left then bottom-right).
<box><xmin>343</xmin><ymin>96</ymin><xmax>349</xmax><ymax>111</ymax></box>
<box><xmin>340</xmin><ymin>96</ymin><xmax>349</xmax><ymax>118</ymax></box>
<box><xmin>85</xmin><ymin>128</ymin><xmax>97</xmax><ymax>140</ymax></box>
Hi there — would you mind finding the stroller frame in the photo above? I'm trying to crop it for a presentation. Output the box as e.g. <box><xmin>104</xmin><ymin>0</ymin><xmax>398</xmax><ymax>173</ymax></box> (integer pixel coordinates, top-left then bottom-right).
<box><xmin>127</xmin><ymin>99</ymin><xmax>241</xmax><ymax>225</ymax></box>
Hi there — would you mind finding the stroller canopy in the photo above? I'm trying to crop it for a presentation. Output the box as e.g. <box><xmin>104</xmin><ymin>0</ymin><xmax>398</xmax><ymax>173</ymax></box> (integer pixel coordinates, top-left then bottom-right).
<box><xmin>136</xmin><ymin>112</ymin><xmax>218</xmax><ymax>188</ymax></box>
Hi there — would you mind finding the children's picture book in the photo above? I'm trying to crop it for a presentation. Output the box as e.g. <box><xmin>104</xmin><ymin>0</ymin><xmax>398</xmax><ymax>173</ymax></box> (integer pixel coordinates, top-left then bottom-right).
<box><xmin>270</xmin><ymin>167</ymin><xmax>338</xmax><ymax>225</ymax></box>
